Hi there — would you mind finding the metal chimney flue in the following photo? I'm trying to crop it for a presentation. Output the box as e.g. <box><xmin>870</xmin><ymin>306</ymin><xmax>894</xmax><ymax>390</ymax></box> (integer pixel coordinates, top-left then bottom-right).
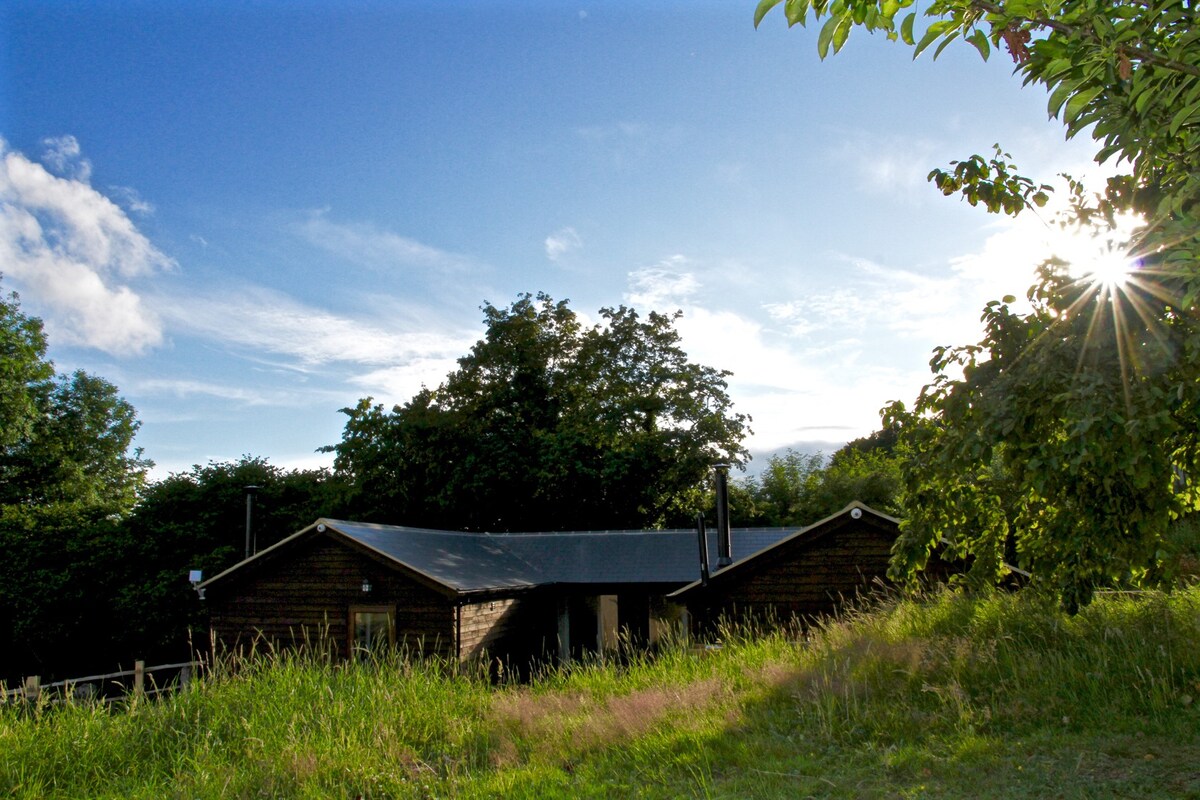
<box><xmin>695</xmin><ymin>513</ymin><xmax>711</xmax><ymax>586</ymax></box>
<box><xmin>715</xmin><ymin>465</ymin><xmax>732</xmax><ymax>568</ymax></box>
<box><xmin>244</xmin><ymin>485</ymin><xmax>261</xmax><ymax>560</ymax></box>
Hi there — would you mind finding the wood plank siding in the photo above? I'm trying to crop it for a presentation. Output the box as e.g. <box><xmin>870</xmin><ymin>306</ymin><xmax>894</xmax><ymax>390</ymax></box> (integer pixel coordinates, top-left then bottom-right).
<box><xmin>457</xmin><ymin>596</ymin><xmax>555</xmax><ymax>664</ymax></box>
<box><xmin>694</xmin><ymin>518</ymin><xmax>897</xmax><ymax>629</ymax></box>
<box><xmin>208</xmin><ymin>534</ymin><xmax>454</xmax><ymax>660</ymax></box>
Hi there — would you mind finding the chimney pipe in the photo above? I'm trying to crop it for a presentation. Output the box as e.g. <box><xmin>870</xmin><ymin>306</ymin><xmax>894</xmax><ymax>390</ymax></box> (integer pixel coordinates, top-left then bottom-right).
<box><xmin>695</xmin><ymin>513</ymin><xmax>710</xmax><ymax>586</ymax></box>
<box><xmin>715</xmin><ymin>465</ymin><xmax>732</xmax><ymax>568</ymax></box>
<box><xmin>244</xmin><ymin>485</ymin><xmax>261</xmax><ymax>560</ymax></box>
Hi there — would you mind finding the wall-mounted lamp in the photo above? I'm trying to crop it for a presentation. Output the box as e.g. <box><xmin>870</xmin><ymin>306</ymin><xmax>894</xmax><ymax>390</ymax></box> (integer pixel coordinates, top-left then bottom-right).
<box><xmin>189</xmin><ymin>569</ymin><xmax>205</xmax><ymax>600</ymax></box>
<box><xmin>361</xmin><ymin>578</ymin><xmax>372</xmax><ymax>593</ymax></box>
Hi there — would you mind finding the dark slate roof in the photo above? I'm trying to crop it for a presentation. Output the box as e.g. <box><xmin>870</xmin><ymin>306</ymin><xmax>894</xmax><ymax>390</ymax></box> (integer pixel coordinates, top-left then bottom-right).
<box><xmin>322</xmin><ymin>520</ymin><xmax>543</xmax><ymax>593</ymax></box>
<box><xmin>201</xmin><ymin>517</ymin><xmax>801</xmax><ymax>596</ymax></box>
<box><xmin>492</xmin><ymin>527</ymin><xmax>800</xmax><ymax>586</ymax></box>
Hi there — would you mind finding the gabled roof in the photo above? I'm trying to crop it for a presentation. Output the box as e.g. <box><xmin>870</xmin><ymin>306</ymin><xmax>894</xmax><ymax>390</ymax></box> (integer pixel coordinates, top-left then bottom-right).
<box><xmin>667</xmin><ymin>502</ymin><xmax>901</xmax><ymax>600</ymax></box>
<box><xmin>199</xmin><ymin>516</ymin><xmax>805</xmax><ymax>596</ymax></box>
<box><xmin>327</xmin><ymin>520</ymin><xmax>544</xmax><ymax>593</ymax></box>
<box><xmin>199</xmin><ymin>519</ymin><xmax>544</xmax><ymax>596</ymax></box>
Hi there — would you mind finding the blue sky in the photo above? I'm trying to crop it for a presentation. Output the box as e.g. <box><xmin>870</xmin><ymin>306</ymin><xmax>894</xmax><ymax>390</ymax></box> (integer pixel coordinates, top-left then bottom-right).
<box><xmin>1</xmin><ymin>1</ymin><xmax>1103</xmax><ymax>479</ymax></box>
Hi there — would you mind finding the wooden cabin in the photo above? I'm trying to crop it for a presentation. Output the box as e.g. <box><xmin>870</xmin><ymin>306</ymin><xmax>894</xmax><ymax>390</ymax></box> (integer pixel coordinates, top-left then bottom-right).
<box><xmin>199</xmin><ymin>504</ymin><xmax>901</xmax><ymax>665</ymax></box>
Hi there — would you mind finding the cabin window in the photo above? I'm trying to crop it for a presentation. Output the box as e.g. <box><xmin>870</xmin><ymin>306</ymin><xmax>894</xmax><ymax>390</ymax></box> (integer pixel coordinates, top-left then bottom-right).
<box><xmin>350</xmin><ymin>605</ymin><xmax>394</xmax><ymax>658</ymax></box>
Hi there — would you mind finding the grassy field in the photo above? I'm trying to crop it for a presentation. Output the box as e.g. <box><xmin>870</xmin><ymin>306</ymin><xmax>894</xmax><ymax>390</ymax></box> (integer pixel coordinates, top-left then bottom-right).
<box><xmin>3</xmin><ymin>586</ymin><xmax>1199</xmax><ymax>799</ymax></box>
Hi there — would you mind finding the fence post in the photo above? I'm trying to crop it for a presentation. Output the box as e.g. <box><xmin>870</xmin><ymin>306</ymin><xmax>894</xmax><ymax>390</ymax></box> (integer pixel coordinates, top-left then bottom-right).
<box><xmin>180</xmin><ymin>663</ymin><xmax>191</xmax><ymax>690</ymax></box>
<box><xmin>23</xmin><ymin>675</ymin><xmax>40</xmax><ymax>705</ymax></box>
<box><xmin>134</xmin><ymin>660</ymin><xmax>145</xmax><ymax>697</ymax></box>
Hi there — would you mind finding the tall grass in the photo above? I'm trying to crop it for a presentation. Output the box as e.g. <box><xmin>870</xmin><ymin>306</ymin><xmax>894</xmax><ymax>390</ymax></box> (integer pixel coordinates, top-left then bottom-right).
<box><xmin>3</xmin><ymin>586</ymin><xmax>1198</xmax><ymax>798</ymax></box>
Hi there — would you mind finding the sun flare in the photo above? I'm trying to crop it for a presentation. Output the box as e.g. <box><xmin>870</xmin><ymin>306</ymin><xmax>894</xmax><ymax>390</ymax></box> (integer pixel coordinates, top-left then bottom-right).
<box><xmin>1041</xmin><ymin>210</ymin><xmax>1184</xmax><ymax>409</ymax></box>
<box><xmin>1077</xmin><ymin>248</ymin><xmax>1136</xmax><ymax>290</ymax></box>
<box><xmin>1056</xmin><ymin>213</ymin><xmax>1141</xmax><ymax>291</ymax></box>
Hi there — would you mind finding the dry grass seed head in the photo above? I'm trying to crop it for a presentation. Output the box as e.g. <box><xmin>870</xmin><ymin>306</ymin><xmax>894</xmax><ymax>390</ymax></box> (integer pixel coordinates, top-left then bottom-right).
<box><xmin>488</xmin><ymin>678</ymin><xmax>727</xmax><ymax>767</ymax></box>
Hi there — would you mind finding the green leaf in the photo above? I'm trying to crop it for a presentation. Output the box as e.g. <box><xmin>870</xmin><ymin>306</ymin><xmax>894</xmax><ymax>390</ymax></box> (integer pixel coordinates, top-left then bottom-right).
<box><xmin>967</xmin><ymin>29</ymin><xmax>990</xmax><ymax>60</ymax></box>
<box><xmin>754</xmin><ymin>0</ymin><xmax>784</xmax><ymax>28</ymax></box>
<box><xmin>832</xmin><ymin>15</ymin><xmax>853</xmax><ymax>53</ymax></box>
<box><xmin>933</xmin><ymin>29</ymin><xmax>961</xmax><ymax>60</ymax></box>
<box><xmin>1046</xmin><ymin>80</ymin><xmax>1075</xmax><ymax>119</ymax></box>
<box><xmin>1169</xmin><ymin>97</ymin><xmax>1200</xmax><ymax>137</ymax></box>
<box><xmin>1133</xmin><ymin>85</ymin><xmax>1154</xmax><ymax>115</ymax></box>
<box><xmin>784</xmin><ymin>0</ymin><xmax>810</xmax><ymax>27</ymax></box>
<box><xmin>817</xmin><ymin>13</ymin><xmax>839</xmax><ymax>59</ymax></box>
<box><xmin>1063</xmin><ymin>85</ymin><xmax>1104</xmax><ymax>124</ymax></box>
<box><xmin>913</xmin><ymin>22</ymin><xmax>945</xmax><ymax>59</ymax></box>
<box><xmin>900</xmin><ymin>11</ymin><xmax>916</xmax><ymax>45</ymax></box>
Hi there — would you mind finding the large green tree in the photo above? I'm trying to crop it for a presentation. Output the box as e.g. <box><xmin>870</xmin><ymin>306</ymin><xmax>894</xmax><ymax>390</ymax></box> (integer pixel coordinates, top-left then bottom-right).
<box><xmin>885</xmin><ymin>267</ymin><xmax>1199</xmax><ymax>610</ymax></box>
<box><xmin>327</xmin><ymin>293</ymin><xmax>751</xmax><ymax>532</ymax></box>
<box><xmin>0</xmin><ymin>285</ymin><xmax>152</xmax><ymax>680</ymax></box>
<box><xmin>757</xmin><ymin>0</ymin><xmax>1200</xmax><ymax>608</ymax></box>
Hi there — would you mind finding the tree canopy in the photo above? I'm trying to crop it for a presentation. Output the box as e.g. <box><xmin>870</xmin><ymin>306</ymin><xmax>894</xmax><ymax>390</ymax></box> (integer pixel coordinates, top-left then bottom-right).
<box><xmin>114</xmin><ymin>457</ymin><xmax>342</xmax><ymax>664</ymax></box>
<box><xmin>885</xmin><ymin>267</ymin><xmax>1199</xmax><ymax>610</ymax></box>
<box><xmin>0</xmin><ymin>284</ymin><xmax>153</xmax><ymax>679</ymax></box>
<box><xmin>326</xmin><ymin>293</ymin><xmax>751</xmax><ymax>532</ymax></box>
<box><xmin>731</xmin><ymin>442</ymin><xmax>904</xmax><ymax>527</ymax></box>
<box><xmin>756</xmin><ymin>0</ymin><xmax>1200</xmax><ymax>608</ymax></box>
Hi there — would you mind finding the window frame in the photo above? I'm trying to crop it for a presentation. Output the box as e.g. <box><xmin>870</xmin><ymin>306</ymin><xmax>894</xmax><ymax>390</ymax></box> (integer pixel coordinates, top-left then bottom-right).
<box><xmin>348</xmin><ymin>604</ymin><xmax>395</xmax><ymax>659</ymax></box>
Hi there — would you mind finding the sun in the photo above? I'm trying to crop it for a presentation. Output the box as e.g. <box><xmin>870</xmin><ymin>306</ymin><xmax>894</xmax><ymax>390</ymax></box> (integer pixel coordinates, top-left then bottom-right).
<box><xmin>1077</xmin><ymin>246</ymin><xmax>1136</xmax><ymax>290</ymax></box>
<box><xmin>1056</xmin><ymin>214</ymin><xmax>1140</xmax><ymax>291</ymax></box>
<box><xmin>1040</xmin><ymin>210</ymin><xmax>1189</xmax><ymax>414</ymax></box>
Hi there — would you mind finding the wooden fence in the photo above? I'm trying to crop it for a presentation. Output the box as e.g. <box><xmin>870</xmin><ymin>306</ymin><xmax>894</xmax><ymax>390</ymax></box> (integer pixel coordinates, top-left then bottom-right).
<box><xmin>2</xmin><ymin>660</ymin><xmax>202</xmax><ymax>706</ymax></box>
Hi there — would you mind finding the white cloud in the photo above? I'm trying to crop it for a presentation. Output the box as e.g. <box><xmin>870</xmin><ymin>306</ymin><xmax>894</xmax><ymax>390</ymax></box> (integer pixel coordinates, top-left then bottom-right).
<box><xmin>625</xmin><ymin>256</ymin><xmax>700</xmax><ymax>309</ymax></box>
<box><xmin>293</xmin><ymin>210</ymin><xmax>478</xmax><ymax>273</ymax></box>
<box><xmin>162</xmin><ymin>285</ymin><xmax>479</xmax><ymax>369</ymax></box>
<box><xmin>40</xmin><ymin>135</ymin><xmax>91</xmax><ymax>181</ymax></box>
<box><xmin>0</xmin><ymin>137</ymin><xmax>170</xmax><ymax>355</ymax></box>
<box><xmin>757</xmin><ymin>237</ymin><xmax>1039</xmax><ymax>352</ymax></box>
<box><xmin>350</xmin><ymin>357</ymin><xmax>463</xmax><ymax>406</ymax></box>
<box><xmin>619</xmin><ymin>262</ymin><xmax>919</xmax><ymax>454</ymax></box>
<box><xmin>134</xmin><ymin>377</ymin><xmax>343</xmax><ymax>407</ymax></box>
<box><xmin>574</xmin><ymin>122</ymin><xmax>685</xmax><ymax>166</ymax></box>
<box><xmin>108</xmin><ymin>185</ymin><xmax>154</xmax><ymax>215</ymax></box>
<box><xmin>673</xmin><ymin>304</ymin><xmax>916</xmax><ymax>450</ymax></box>
<box><xmin>829</xmin><ymin>132</ymin><xmax>941</xmax><ymax>199</ymax></box>
<box><xmin>545</xmin><ymin>226</ymin><xmax>582</xmax><ymax>261</ymax></box>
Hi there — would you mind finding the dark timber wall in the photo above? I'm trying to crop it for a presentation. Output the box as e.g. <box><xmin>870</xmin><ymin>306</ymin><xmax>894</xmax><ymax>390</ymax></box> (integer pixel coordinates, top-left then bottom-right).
<box><xmin>457</xmin><ymin>595</ymin><xmax>555</xmax><ymax>664</ymax></box>
<box><xmin>696</xmin><ymin>518</ymin><xmax>898</xmax><ymax>629</ymax></box>
<box><xmin>207</xmin><ymin>533</ymin><xmax>454</xmax><ymax>660</ymax></box>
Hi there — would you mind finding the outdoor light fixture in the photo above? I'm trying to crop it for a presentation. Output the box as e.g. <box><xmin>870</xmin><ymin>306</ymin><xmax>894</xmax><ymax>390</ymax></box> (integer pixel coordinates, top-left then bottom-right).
<box><xmin>189</xmin><ymin>569</ymin><xmax>205</xmax><ymax>600</ymax></box>
<box><xmin>362</xmin><ymin>578</ymin><xmax>372</xmax><ymax>593</ymax></box>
